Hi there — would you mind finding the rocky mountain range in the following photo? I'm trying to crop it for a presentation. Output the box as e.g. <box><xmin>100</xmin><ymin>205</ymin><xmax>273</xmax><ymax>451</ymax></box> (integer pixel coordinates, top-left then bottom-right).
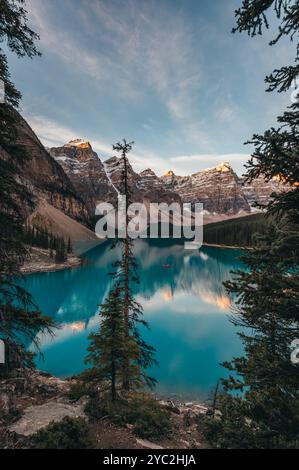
<box><xmin>0</xmin><ymin>112</ymin><xmax>96</xmax><ymax>242</ymax></box>
<box><xmin>49</xmin><ymin>141</ymin><xmax>181</xmax><ymax>210</ymax></box>
<box><xmin>2</xmin><ymin>112</ymin><xmax>286</xmax><ymax>243</ymax></box>
<box><xmin>49</xmin><ymin>139</ymin><xmax>284</xmax><ymax>218</ymax></box>
<box><xmin>11</xmin><ymin>113</ymin><xmax>90</xmax><ymax>225</ymax></box>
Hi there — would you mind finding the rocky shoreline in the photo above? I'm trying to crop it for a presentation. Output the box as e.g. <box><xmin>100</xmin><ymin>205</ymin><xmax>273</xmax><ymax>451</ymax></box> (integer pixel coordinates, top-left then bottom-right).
<box><xmin>0</xmin><ymin>370</ymin><xmax>210</xmax><ymax>449</ymax></box>
<box><xmin>21</xmin><ymin>246</ymin><xmax>83</xmax><ymax>275</ymax></box>
<box><xmin>203</xmin><ymin>242</ymin><xmax>248</xmax><ymax>250</ymax></box>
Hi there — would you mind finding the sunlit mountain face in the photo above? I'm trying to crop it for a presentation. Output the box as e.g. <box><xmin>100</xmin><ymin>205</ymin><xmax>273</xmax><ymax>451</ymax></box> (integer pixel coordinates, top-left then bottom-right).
<box><xmin>23</xmin><ymin>240</ymin><xmax>245</xmax><ymax>400</ymax></box>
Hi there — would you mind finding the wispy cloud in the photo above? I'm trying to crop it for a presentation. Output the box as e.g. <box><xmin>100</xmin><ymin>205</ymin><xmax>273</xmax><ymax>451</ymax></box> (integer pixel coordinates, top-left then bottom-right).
<box><xmin>27</xmin><ymin>0</ymin><xmax>142</xmax><ymax>99</ymax></box>
<box><xmin>27</xmin><ymin>0</ymin><xmax>207</xmax><ymax>143</ymax></box>
<box><xmin>27</xmin><ymin>113</ymin><xmax>249</xmax><ymax>176</ymax></box>
<box><xmin>27</xmin><ymin>114</ymin><xmax>113</xmax><ymax>155</ymax></box>
<box><xmin>21</xmin><ymin>0</ymin><xmax>288</xmax><ymax>172</ymax></box>
<box><xmin>168</xmin><ymin>153</ymin><xmax>250</xmax><ymax>176</ymax></box>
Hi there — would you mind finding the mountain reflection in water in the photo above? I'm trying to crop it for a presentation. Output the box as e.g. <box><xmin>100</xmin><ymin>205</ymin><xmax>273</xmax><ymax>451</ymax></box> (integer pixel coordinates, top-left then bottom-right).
<box><xmin>23</xmin><ymin>239</ymin><xmax>245</xmax><ymax>400</ymax></box>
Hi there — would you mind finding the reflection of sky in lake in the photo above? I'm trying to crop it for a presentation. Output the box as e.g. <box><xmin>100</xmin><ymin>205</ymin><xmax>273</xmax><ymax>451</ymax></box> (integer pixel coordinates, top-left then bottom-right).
<box><xmin>23</xmin><ymin>239</ymin><xmax>245</xmax><ymax>400</ymax></box>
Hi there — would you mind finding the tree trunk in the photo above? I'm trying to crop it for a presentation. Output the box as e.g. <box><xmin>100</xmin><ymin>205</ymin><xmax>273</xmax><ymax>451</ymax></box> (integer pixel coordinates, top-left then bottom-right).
<box><xmin>111</xmin><ymin>358</ymin><xmax>116</xmax><ymax>402</ymax></box>
<box><xmin>122</xmin><ymin>154</ymin><xmax>130</xmax><ymax>390</ymax></box>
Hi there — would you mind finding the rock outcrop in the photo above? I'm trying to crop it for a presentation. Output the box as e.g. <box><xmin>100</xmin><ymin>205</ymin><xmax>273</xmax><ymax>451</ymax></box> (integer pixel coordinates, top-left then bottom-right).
<box><xmin>5</xmin><ymin>113</ymin><xmax>286</xmax><ymax>236</ymax></box>
<box><xmin>28</xmin><ymin>200</ymin><xmax>97</xmax><ymax>242</ymax></box>
<box><xmin>0</xmin><ymin>370</ymin><xmax>211</xmax><ymax>449</ymax></box>
<box><xmin>11</xmin><ymin>114</ymin><xmax>90</xmax><ymax>225</ymax></box>
<box><xmin>50</xmin><ymin>143</ymin><xmax>182</xmax><ymax>209</ymax></box>
<box><xmin>241</xmin><ymin>175</ymin><xmax>287</xmax><ymax>206</ymax></box>
<box><xmin>49</xmin><ymin>139</ymin><xmax>116</xmax><ymax>212</ymax></box>
<box><xmin>158</xmin><ymin>162</ymin><xmax>250</xmax><ymax>214</ymax></box>
<box><xmin>0</xmin><ymin>113</ymin><xmax>100</xmax><ymax>242</ymax></box>
<box><xmin>0</xmin><ymin>371</ymin><xmax>87</xmax><ymax>439</ymax></box>
<box><xmin>138</xmin><ymin>168</ymin><xmax>163</xmax><ymax>190</ymax></box>
<box><xmin>48</xmin><ymin>141</ymin><xmax>286</xmax><ymax>218</ymax></box>
<box><xmin>8</xmin><ymin>400</ymin><xmax>87</xmax><ymax>437</ymax></box>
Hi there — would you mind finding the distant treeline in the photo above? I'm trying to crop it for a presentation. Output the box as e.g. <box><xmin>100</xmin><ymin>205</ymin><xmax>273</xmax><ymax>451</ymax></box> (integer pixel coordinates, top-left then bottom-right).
<box><xmin>23</xmin><ymin>224</ymin><xmax>72</xmax><ymax>262</ymax></box>
<box><xmin>203</xmin><ymin>213</ymin><xmax>269</xmax><ymax>247</ymax></box>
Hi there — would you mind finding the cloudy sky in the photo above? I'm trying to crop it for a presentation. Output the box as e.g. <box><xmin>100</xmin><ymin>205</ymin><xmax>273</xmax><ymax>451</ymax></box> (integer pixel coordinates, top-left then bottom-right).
<box><xmin>8</xmin><ymin>0</ymin><xmax>293</xmax><ymax>175</ymax></box>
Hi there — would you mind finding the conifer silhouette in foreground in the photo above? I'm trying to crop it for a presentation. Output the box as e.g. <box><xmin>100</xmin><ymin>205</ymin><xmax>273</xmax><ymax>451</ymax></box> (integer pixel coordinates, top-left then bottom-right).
<box><xmin>0</xmin><ymin>0</ymin><xmax>54</xmax><ymax>375</ymax></box>
<box><xmin>202</xmin><ymin>0</ymin><xmax>299</xmax><ymax>448</ymax></box>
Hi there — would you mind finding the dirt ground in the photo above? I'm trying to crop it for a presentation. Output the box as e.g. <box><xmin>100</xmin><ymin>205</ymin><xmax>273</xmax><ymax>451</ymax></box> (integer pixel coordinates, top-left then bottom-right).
<box><xmin>21</xmin><ymin>246</ymin><xmax>83</xmax><ymax>274</ymax></box>
<box><xmin>0</xmin><ymin>371</ymin><xmax>211</xmax><ymax>449</ymax></box>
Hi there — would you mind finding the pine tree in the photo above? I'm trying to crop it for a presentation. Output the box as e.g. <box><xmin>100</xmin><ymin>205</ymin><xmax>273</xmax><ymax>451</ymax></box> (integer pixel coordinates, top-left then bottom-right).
<box><xmin>55</xmin><ymin>238</ymin><xmax>67</xmax><ymax>263</ymax></box>
<box><xmin>0</xmin><ymin>0</ymin><xmax>40</xmax><ymax>152</ymax></box>
<box><xmin>203</xmin><ymin>1</ymin><xmax>299</xmax><ymax>448</ymax></box>
<box><xmin>22</xmin><ymin>223</ymin><xmax>54</xmax><ymax>251</ymax></box>
<box><xmin>0</xmin><ymin>0</ymin><xmax>54</xmax><ymax>375</ymax></box>
<box><xmin>112</xmin><ymin>140</ymin><xmax>157</xmax><ymax>391</ymax></box>
<box><xmin>84</xmin><ymin>140</ymin><xmax>157</xmax><ymax>400</ymax></box>
<box><xmin>85</xmin><ymin>284</ymin><xmax>126</xmax><ymax>401</ymax></box>
<box><xmin>67</xmin><ymin>236</ymin><xmax>72</xmax><ymax>254</ymax></box>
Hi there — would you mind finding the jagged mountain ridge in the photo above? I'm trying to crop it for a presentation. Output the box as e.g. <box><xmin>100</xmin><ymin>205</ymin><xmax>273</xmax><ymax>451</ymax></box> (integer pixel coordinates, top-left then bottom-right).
<box><xmin>241</xmin><ymin>175</ymin><xmax>286</xmax><ymax>206</ymax></box>
<box><xmin>159</xmin><ymin>163</ymin><xmax>250</xmax><ymax>213</ymax></box>
<box><xmin>3</xmin><ymin>111</ymin><xmax>285</xmax><ymax>243</ymax></box>
<box><xmin>0</xmin><ymin>113</ymin><xmax>98</xmax><ymax>242</ymax></box>
<box><xmin>50</xmin><ymin>141</ymin><xmax>285</xmax><ymax>215</ymax></box>
<box><xmin>2</xmin><ymin>114</ymin><xmax>90</xmax><ymax>224</ymax></box>
<box><xmin>48</xmin><ymin>139</ymin><xmax>116</xmax><ymax>214</ymax></box>
<box><xmin>49</xmin><ymin>141</ymin><xmax>181</xmax><ymax>209</ymax></box>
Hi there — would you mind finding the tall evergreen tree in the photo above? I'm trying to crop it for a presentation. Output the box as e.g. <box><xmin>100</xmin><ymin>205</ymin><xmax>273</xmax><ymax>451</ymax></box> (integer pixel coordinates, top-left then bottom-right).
<box><xmin>0</xmin><ymin>0</ymin><xmax>54</xmax><ymax>375</ymax></box>
<box><xmin>84</xmin><ymin>140</ymin><xmax>156</xmax><ymax>401</ymax></box>
<box><xmin>67</xmin><ymin>236</ymin><xmax>72</xmax><ymax>254</ymax></box>
<box><xmin>112</xmin><ymin>140</ymin><xmax>157</xmax><ymax>390</ymax></box>
<box><xmin>85</xmin><ymin>284</ymin><xmax>126</xmax><ymax>401</ymax></box>
<box><xmin>55</xmin><ymin>238</ymin><xmax>67</xmax><ymax>263</ymax></box>
<box><xmin>203</xmin><ymin>1</ymin><xmax>299</xmax><ymax>448</ymax></box>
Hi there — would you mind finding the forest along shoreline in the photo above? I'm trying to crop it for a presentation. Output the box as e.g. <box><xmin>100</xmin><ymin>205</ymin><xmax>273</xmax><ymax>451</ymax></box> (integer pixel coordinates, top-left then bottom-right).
<box><xmin>21</xmin><ymin>246</ymin><xmax>83</xmax><ymax>274</ymax></box>
<box><xmin>21</xmin><ymin>241</ymin><xmax>248</xmax><ymax>275</ymax></box>
<box><xmin>21</xmin><ymin>211</ymin><xmax>264</xmax><ymax>274</ymax></box>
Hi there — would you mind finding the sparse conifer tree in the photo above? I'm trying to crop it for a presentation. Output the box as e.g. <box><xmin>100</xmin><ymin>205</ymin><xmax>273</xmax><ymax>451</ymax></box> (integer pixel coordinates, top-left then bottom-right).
<box><xmin>55</xmin><ymin>238</ymin><xmax>67</xmax><ymax>263</ymax></box>
<box><xmin>204</xmin><ymin>1</ymin><xmax>299</xmax><ymax>448</ymax></box>
<box><xmin>67</xmin><ymin>237</ymin><xmax>72</xmax><ymax>254</ymax></box>
<box><xmin>112</xmin><ymin>140</ymin><xmax>157</xmax><ymax>391</ymax></box>
<box><xmin>85</xmin><ymin>284</ymin><xmax>125</xmax><ymax>401</ymax></box>
<box><xmin>0</xmin><ymin>0</ymin><xmax>54</xmax><ymax>375</ymax></box>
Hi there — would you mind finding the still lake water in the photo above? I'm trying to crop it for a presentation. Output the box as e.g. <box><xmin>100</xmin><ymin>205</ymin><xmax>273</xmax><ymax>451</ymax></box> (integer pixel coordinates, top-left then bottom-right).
<box><xmin>23</xmin><ymin>240</ymin><xmax>245</xmax><ymax>401</ymax></box>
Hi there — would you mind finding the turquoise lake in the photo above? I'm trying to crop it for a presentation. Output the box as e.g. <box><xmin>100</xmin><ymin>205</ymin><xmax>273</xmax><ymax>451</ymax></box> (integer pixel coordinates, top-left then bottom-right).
<box><xmin>23</xmin><ymin>240</ymin><xmax>244</xmax><ymax>401</ymax></box>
